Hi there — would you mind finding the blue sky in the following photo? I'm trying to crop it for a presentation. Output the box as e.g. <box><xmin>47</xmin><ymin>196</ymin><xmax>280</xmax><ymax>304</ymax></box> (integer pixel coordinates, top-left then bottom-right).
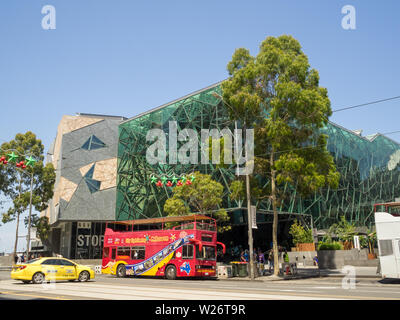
<box><xmin>0</xmin><ymin>0</ymin><xmax>399</xmax><ymax>253</ymax></box>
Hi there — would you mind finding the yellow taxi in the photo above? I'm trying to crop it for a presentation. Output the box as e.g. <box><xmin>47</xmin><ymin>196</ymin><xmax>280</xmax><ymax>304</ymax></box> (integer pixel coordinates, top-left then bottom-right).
<box><xmin>11</xmin><ymin>257</ymin><xmax>95</xmax><ymax>284</ymax></box>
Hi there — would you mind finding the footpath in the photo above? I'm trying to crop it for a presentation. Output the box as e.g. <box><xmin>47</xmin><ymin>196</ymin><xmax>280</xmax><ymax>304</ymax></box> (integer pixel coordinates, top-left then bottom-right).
<box><xmin>219</xmin><ymin>266</ymin><xmax>381</xmax><ymax>282</ymax></box>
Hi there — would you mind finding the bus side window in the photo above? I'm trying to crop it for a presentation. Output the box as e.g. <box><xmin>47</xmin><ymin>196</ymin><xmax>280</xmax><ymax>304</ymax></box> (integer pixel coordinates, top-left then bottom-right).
<box><xmin>103</xmin><ymin>247</ymin><xmax>109</xmax><ymax>258</ymax></box>
<box><xmin>182</xmin><ymin>245</ymin><xmax>194</xmax><ymax>259</ymax></box>
<box><xmin>131</xmin><ymin>246</ymin><xmax>145</xmax><ymax>260</ymax></box>
<box><xmin>111</xmin><ymin>248</ymin><xmax>116</xmax><ymax>260</ymax></box>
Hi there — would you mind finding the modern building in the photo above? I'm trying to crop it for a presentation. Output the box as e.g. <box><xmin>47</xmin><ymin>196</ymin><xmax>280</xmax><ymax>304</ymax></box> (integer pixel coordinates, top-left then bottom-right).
<box><xmin>43</xmin><ymin>83</ymin><xmax>400</xmax><ymax>257</ymax></box>
<box><xmin>116</xmin><ymin>82</ymin><xmax>400</xmax><ymax>248</ymax></box>
<box><xmin>42</xmin><ymin>113</ymin><xmax>126</xmax><ymax>259</ymax></box>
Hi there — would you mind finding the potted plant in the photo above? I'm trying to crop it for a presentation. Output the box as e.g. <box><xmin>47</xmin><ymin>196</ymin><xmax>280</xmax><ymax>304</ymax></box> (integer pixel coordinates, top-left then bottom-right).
<box><xmin>289</xmin><ymin>219</ymin><xmax>315</xmax><ymax>251</ymax></box>
<box><xmin>329</xmin><ymin>216</ymin><xmax>357</xmax><ymax>250</ymax></box>
<box><xmin>367</xmin><ymin>230</ymin><xmax>377</xmax><ymax>259</ymax></box>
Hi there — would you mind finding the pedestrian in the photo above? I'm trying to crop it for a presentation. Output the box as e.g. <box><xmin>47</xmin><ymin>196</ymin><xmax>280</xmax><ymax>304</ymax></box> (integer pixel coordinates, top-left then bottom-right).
<box><xmin>268</xmin><ymin>250</ymin><xmax>274</xmax><ymax>273</ymax></box>
<box><xmin>258</xmin><ymin>249</ymin><xmax>265</xmax><ymax>275</ymax></box>
<box><xmin>244</xmin><ymin>250</ymin><xmax>249</xmax><ymax>262</ymax></box>
<box><xmin>258</xmin><ymin>250</ymin><xmax>265</xmax><ymax>264</ymax></box>
<box><xmin>240</xmin><ymin>250</ymin><xmax>246</xmax><ymax>262</ymax></box>
<box><xmin>283</xmin><ymin>249</ymin><xmax>289</xmax><ymax>263</ymax></box>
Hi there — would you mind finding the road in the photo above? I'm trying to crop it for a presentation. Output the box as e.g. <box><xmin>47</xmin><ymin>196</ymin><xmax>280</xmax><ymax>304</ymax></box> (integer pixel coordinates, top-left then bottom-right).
<box><xmin>1</xmin><ymin>271</ymin><xmax>400</xmax><ymax>301</ymax></box>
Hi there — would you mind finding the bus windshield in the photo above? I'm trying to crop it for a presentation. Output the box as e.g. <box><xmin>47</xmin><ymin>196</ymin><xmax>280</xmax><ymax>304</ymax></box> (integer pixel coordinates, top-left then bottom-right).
<box><xmin>196</xmin><ymin>245</ymin><xmax>216</xmax><ymax>260</ymax></box>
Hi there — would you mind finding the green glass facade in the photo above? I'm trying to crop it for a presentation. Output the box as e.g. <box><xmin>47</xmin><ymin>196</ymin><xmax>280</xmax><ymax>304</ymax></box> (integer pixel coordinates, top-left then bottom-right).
<box><xmin>116</xmin><ymin>83</ymin><xmax>400</xmax><ymax>229</ymax></box>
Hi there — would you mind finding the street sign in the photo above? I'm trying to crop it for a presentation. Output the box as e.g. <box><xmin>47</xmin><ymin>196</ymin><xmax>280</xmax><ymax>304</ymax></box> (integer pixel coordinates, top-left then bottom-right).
<box><xmin>251</xmin><ymin>206</ymin><xmax>257</xmax><ymax>229</ymax></box>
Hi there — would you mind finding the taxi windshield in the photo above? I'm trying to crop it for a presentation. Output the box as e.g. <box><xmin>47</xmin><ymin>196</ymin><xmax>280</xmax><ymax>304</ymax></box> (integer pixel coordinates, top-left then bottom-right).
<box><xmin>26</xmin><ymin>258</ymin><xmax>40</xmax><ymax>264</ymax></box>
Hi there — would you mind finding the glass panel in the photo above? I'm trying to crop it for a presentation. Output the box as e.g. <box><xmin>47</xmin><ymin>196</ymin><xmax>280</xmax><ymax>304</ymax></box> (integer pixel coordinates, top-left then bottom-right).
<box><xmin>117</xmin><ymin>247</ymin><xmax>130</xmax><ymax>257</ymax></box>
<box><xmin>379</xmin><ymin>240</ymin><xmax>393</xmax><ymax>256</ymax></box>
<box><xmin>81</xmin><ymin>135</ymin><xmax>106</xmax><ymax>151</ymax></box>
<box><xmin>61</xmin><ymin>259</ymin><xmax>75</xmax><ymax>266</ymax></box>
<box><xmin>182</xmin><ymin>245</ymin><xmax>193</xmax><ymax>259</ymax></box>
<box><xmin>196</xmin><ymin>245</ymin><xmax>216</xmax><ymax>260</ymax></box>
<box><xmin>131</xmin><ymin>246</ymin><xmax>145</xmax><ymax>259</ymax></box>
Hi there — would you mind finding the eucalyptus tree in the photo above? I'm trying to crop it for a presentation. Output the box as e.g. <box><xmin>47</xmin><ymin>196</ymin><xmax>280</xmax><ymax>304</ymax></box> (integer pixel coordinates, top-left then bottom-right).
<box><xmin>0</xmin><ymin>132</ymin><xmax>55</xmax><ymax>262</ymax></box>
<box><xmin>222</xmin><ymin>35</ymin><xmax>340</xmax><ymax>276</ymax></box>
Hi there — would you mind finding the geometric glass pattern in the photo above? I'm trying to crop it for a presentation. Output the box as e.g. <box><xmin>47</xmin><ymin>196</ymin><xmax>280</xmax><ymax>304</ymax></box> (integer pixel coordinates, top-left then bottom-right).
<box><xmin>116</xmin><ymin>83</ymin><xmax>400</xmax><ymax>230</ymax></box>
<box><xmin>83</xmin><ymin>164</ymin><xmax>101</xmax><ymax>193</ymax></box>
<box><xmin>81</xmin><ymin>135</ymin><xmax>106</xmax><ymax>151</ymax></box>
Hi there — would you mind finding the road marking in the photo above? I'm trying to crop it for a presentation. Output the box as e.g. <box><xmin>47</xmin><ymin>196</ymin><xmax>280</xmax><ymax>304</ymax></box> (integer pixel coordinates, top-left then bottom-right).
<box><xmin>1</xmin><ymin>280</ymin><xmax>399</xmax><ymax>300</ymax></box>
<box><xmin>0</xmin><ymin>290</ymin><xmax>69</xmax><ymax>300</ymax></box>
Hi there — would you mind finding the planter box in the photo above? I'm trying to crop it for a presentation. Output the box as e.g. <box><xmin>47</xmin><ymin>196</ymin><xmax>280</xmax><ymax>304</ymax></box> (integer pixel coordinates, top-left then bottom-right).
<box><xmin>367</xmin><ymin>253</ymin><xmax>377</xmax><ymax>260</ymax></box>
<box><xmin>296</xmin><ymin>243</ymin><xmax>315</xmax><ymax>252</ymax></box>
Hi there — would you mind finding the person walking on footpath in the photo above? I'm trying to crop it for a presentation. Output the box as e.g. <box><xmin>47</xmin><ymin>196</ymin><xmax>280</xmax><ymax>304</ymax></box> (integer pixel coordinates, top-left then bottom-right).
<box><xmin>268</xmin><ymin>250</ymin><xmax>274</xmax><ymax>273</ymax></box>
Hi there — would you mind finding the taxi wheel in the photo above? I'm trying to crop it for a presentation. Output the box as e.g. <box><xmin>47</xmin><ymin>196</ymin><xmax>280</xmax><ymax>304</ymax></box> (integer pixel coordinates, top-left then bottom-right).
<box><xmin>32</xmin><ymin>272</ymin><xmax>45</xmax><ymax>284</ymax></box>
<box><xmin>116</xmin><ymin>264</ymin><xmax>126</xmax><ymax>278</ymax></box>
<box><xmin>78</xmin><ymin>271</ymin><xmax>90</xmax><ymax>282</ymax></box>
<box><xmin>165</xmin><ymin>265</ymin><xmax>177</xmax><ymax>280</ymax></box>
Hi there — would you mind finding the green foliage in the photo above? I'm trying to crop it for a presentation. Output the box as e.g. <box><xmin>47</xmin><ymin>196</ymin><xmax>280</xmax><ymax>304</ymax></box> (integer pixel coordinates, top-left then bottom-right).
<box><xmin>0</xmin><ymin>132</ymin><xmax>56</xmax><ymax>257</ymax></box>
<box><xmin>229</xmin><ymin>180</ymin><xmax>245</xmax><ymax>202</ymax></box>
<box><xmin>359</xmin><ymin>236</ymin><xmax>368</xmax><ymax>249</ymax></box>
<box><xmin>25</xmin><ymin>215</ymin><xmax>50</xmax><ymax>241</ymax></box>
<box><xmin>221</xmin><ymin>35</ymin><xmax>340</xmax><ymax>200</ymax></box>
<box><xmin>0</xmin><ymin>132</ymin><xmax>56</xmax><ymax>220</ymax></box>
<box><xmin>329</xmin><ymin>216</ymin><xmax>357</xmax><ymax>242</ymax></box>
<box><xmin>317</xmin><ymin>241</ymin><xmax>344</xmax><ymax>250</ymax></box>
<box><xmin>289</xmin><ymin>219</ymin><xmax>313</xmax><ymax>245</ymax></box>
<box><xmin>222</xmin><ymin>35</ymin><xmax>340</xmax><ymax>274</ymax></box>
<box><xmin>163</xmin><ymin>172</ymin><xmax>230</xmax><ymax>232</ymax></box>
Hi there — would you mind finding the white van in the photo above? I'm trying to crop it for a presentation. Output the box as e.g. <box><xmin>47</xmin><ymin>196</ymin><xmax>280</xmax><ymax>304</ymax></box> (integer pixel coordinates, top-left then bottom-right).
<box><xmin>374</xmin><ymin>202</ymin><xmax>400</xmax><ymax>279</ymax></box>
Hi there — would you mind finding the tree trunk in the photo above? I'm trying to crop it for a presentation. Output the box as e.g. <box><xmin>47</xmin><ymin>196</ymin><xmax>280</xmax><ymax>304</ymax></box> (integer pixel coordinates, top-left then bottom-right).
<box><xmin>12</xmin><ymin>175</ymin><xmax>23</xmax><ymax>265</ymax></box>
<box><xmin>12</xmin><ymin>212</ymin><xmax>20</xmax><ymax>265</ymax></box>
<box><xmin>246</xmin><ymin>172</ymin><xmax>255</xmax><ymax>280</ymax></box>
<box><xmin>270</xmin><ymin>149</ymin><xmax>280</xmax><ymax>276</ymax></box>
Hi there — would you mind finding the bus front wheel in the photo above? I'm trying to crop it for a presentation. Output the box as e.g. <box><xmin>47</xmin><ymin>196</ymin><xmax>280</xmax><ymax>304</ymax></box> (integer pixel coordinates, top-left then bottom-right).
<box><xmin>165</xmin><ymin>265</ymin><xmax>177</xmax><ymax>280</ymax></box>
<box><xmin>116</xmin><ymin>264</ymin><xmax>126</xmax><ymax>278</ymax></box>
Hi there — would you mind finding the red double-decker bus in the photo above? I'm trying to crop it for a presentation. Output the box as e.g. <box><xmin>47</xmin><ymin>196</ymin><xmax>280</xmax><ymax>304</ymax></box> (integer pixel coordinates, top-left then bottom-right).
<box><xmin>101</xmin><ymin>215</ymin><xmax>225</xmax><ymax>279</ymax></box>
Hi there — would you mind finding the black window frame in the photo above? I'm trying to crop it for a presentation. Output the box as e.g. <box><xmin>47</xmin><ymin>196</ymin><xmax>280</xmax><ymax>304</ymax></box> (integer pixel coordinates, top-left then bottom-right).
<box><xmin>130</xmin><ymin>246</ymin><xmax>146</xmax><ymax>260</ymax></box>
<box><xmin>182</xmin><ymin>244</ymin><xmax>194</xmax><ymax>259</ymax></box>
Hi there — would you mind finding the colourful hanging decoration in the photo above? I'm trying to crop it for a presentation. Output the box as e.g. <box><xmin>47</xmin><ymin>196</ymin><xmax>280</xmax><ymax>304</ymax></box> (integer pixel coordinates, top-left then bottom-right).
<box><xmin>7</xmin><ymin>152</ymin><xmax>18</xmax><ymax>163</ymax></box>
<box><xmin>150</xmin><ymin>173</ymin><xmax>196</xmax><ymax>188</ymax></box>
<box><xmin>150</xmin><ymin>176</ymin><xmax>157</xmax><ymax>184</ymax></box>
<box><xmin>25</xmin><ymin>156</ymin><xmax>37</xmax><ymax>167</ymax></box>
<box><xmin>161</xmin><ymin>176</ymin><xmax>168</xmax><ymax>184</ymax></box>
<box><xmin>16</xmin><ymin>161</ymin><xmax>27</xmax><ymax>169</ymax></box>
